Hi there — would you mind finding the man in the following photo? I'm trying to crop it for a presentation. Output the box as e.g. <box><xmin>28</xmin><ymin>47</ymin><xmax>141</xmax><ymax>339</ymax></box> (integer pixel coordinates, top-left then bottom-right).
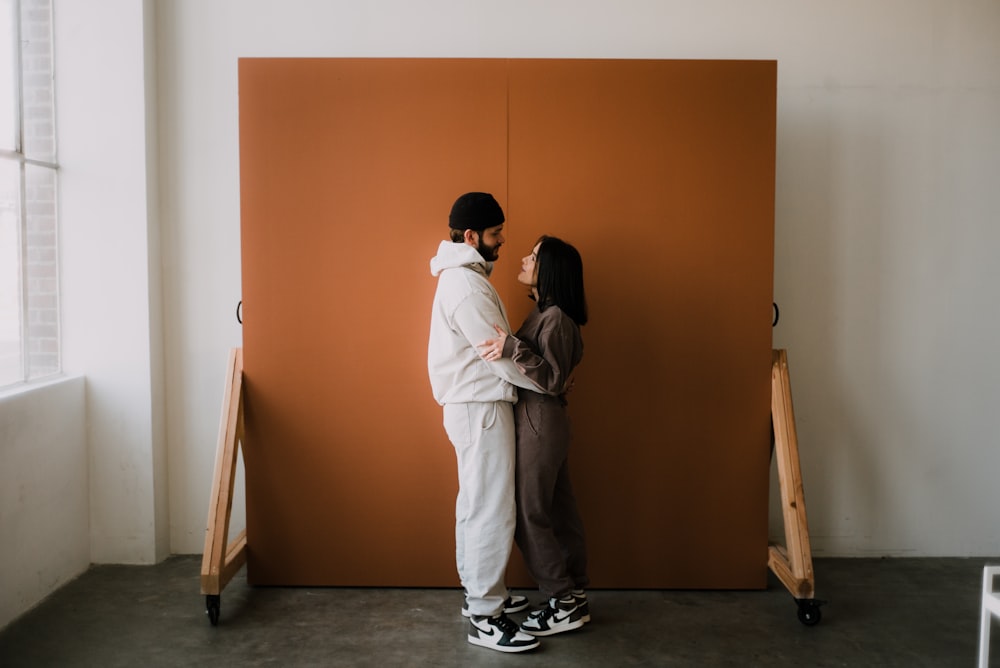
<box><xmin>427</xmin><ymin>192</ymin><xmax>540</xmax><ymax>653</ymax></box>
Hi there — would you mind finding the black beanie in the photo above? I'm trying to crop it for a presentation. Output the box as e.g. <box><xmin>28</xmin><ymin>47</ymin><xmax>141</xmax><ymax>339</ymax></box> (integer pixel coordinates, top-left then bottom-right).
<box><xmin>449</xmin><ymin>192</ymin><xmax>505</xmax><ymax>231</ymax></box>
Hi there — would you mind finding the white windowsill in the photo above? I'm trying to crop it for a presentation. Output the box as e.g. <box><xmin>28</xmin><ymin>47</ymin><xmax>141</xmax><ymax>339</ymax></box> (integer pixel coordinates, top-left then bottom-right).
<box><xmin>0</xmin><ymin>373</ymin><xmax>85</xmax><ymax>401</ymax></box>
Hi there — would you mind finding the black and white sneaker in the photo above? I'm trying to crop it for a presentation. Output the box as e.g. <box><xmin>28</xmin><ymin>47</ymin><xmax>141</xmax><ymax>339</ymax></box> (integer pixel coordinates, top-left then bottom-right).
<box><xmin>468</xmin><ymin>613</ymin><xmax>540</xmax><ymax>653</ymax></box>
<box><xmin>462</xmin><ymin>594</ymin><xmax>529</xmax><ymax>617</ymax></box>
<box><xmin>519</xmin><ymin>597</ymin><xmax>586</xmax><ymax>636</ymax></box>
<box><xmin>572</xmin><ymin>589</ymin><xmax>591</xmax><ymax>624</ymax></box>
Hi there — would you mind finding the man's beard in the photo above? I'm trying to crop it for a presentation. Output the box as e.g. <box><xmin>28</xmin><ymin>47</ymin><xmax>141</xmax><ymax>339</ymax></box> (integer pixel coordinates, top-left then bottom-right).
<box><xmin>477</xmin><ymin>239</ymin><xmax>501</xmax><ymax>262</ymax></box>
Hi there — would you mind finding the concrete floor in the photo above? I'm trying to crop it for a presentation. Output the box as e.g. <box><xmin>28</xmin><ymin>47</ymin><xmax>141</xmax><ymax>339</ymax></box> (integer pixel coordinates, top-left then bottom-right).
<box><xmin>0</xmin><ymin>555</ymin><xmax>996</xmax><ymax>667</ymax></box>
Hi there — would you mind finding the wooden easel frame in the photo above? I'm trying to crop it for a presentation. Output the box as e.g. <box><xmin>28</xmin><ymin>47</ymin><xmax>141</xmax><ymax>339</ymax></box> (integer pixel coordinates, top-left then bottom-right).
<box><xmin>769</xmin><ymin>348</ymin><xmax>823</xmax><ymax>624</ymax></box>
<box><xmin>199</xmin><ymin>347</ymin><xmax>247</xmax><ymax>625</ymax></box>
<box><xmin>197</xmin><ymin>346</ymin><xmax>819</xmax><ymax>624</ymax></box>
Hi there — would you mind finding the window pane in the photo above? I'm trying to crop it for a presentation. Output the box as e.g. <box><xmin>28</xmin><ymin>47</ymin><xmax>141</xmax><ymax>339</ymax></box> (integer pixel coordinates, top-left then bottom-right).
<box><xmin>0</xmin><ymin>0</ymin><xmax>16</xmax><ymax>152</ymax></box>
<box><xmin>25</xmin><ymin>161</ymin><xmax>57</xmax><ymax>379</ymax></box>
<box><xmin>20</xmin><ymin>0</ymin><xmax>54</xmax><ymax>162</ymax></box>
<box><xmin>0</xmin><ymin>158</ymin><xmax>22</xmax><ymax>385</ymax></box>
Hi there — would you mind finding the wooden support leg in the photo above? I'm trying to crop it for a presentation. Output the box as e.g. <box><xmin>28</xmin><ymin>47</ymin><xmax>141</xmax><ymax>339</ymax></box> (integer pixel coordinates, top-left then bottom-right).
<box><xmin>768</xmin><ymin>349</ymin><xmax>823</xmax><ymax>625</ymax></box>
<box><xmin>199</xmin><ymin>348</ymin><xmax>248</xmax><ymax>626</ymax></box>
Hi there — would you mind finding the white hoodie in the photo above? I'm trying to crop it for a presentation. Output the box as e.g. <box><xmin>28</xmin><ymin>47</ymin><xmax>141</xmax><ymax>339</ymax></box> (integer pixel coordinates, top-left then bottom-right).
<box><xmin>428</xmin><ymin>241</ymin><xmax>537</xmax><ymax>405</ymax></box>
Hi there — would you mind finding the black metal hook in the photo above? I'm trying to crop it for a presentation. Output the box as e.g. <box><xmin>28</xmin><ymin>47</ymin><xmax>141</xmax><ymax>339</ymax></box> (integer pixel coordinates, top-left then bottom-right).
<box><xmin>236</xmin><ymin>300</ymin><xmax>243</xmax><ymax>325</ymax></box>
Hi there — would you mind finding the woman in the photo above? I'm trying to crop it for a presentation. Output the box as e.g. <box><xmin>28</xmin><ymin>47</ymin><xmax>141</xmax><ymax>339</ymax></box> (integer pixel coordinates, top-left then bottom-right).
<box><xmin>478</xmin><ymin>235</ymin><xmax>590</xmax><ymax>637</ymax></box>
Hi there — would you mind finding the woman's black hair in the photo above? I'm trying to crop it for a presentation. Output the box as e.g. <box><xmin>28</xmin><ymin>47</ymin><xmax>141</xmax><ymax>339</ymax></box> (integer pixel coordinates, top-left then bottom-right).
<box><xmin>535</xmin><ymin>235</ymin><xmax>588</xmax><ymax>326</ymax></box>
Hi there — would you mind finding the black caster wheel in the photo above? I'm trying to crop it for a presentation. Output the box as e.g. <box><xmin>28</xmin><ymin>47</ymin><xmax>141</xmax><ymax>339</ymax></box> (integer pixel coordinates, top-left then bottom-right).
<box><xmin>795</xmin><ymin>598</ymin><xmax>823</xmax><ymax>626</ymax></box>
<box><xmin>206</xmin><ymin>594</ymin><xmax>221</xmax><ymax>626</ymax></box>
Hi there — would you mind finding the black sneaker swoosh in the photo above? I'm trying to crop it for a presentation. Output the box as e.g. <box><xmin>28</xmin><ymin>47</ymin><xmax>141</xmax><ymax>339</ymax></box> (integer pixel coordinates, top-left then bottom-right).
<box><xmin>474</xmin><ymin>622</ymin><xmax>496</xmax><ymax>637</ymax></box>
<box><xmin>553</xmin><ymin>610</ymin><xmax>575</xmax><ymax>624</ymax></box>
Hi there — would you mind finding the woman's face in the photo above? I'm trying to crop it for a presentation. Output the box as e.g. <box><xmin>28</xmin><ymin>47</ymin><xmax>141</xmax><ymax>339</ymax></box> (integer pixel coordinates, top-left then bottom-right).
<box><xmin>517</xmin><ymin>242</ymin><xmax>541</xmax><ymax>288</ymax></box>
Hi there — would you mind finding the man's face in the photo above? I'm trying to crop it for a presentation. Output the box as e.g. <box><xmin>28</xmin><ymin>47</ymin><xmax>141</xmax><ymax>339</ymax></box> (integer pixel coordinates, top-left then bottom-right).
<box><xmin>473</xmin><ymin>224</ymin><xmax>505</xmax><ymax>262</ymax></box>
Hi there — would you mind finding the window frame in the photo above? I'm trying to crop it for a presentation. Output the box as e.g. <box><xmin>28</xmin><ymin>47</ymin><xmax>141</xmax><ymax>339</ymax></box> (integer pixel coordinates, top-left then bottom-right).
<box><xmin>0</xmin><ymin>0</ymin><xmax>60</xmax><ymax>390</ymax></box>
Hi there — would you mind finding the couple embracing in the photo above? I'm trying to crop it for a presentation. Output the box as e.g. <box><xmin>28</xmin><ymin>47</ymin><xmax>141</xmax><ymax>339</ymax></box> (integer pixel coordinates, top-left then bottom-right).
<box><xmin>428</xmin><ymin>192</ymin><xmax>590</xmax><ymax>654</ymax></box>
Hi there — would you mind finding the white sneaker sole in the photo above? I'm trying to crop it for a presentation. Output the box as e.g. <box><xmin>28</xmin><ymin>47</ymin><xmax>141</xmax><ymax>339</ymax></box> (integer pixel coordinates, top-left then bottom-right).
<box><xmin>467</xmin><ymin>634</ymin><xmax>540</xmax><ymax>653</ymax></box>
<box><xmin>521</xmin><ymin>617</ymin><xmax>586</xmax><ymax>637</ymax></box>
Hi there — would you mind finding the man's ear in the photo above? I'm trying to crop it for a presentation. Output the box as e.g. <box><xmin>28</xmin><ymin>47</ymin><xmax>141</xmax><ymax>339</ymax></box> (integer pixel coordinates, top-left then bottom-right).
<box><xmin>463</xmin><ymin>229</ymin><xmax>479</xmax><ymax>247</ymax></box>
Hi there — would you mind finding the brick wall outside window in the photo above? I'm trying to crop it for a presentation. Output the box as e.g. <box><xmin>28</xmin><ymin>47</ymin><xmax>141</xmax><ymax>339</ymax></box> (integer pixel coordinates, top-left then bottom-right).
<box><xmin>26</xmin><ymin>163</ymin><xmax>58</xmax><ymax>377</ymax></box>
<box><xmin>24</xmin><ymin>0</ymin><xmax>58</xmax><ymax>379</ymax></box>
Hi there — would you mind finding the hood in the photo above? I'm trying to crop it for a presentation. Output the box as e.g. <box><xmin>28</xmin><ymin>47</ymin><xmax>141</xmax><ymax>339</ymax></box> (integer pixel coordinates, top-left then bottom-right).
<box><xmin>429</xmin><ymin>240</ymin><xmax>493</xmax><ymax>278</ymax></box>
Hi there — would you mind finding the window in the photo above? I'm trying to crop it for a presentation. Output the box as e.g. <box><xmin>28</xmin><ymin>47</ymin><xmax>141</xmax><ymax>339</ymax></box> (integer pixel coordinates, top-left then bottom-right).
<box><xmin>0</xmin><ymin>0</ymin><xmax>58</xmax><ymax>387</ymax></box>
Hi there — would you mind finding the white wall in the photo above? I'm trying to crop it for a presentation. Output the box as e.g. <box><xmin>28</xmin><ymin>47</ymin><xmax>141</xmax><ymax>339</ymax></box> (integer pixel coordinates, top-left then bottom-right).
<box><xmin>7</xmin><ymin>4</ymin><xmax>996</xmax><ymax>629</ymax></box>
<box><xmin>769</xmin><ymin>3</ymin><xmax>1000</xmax><ymax>556</ymax></box>
<box><xmin>0</xmin><ymin>377</ymin><xmax>88</xmax><ymax>630</ymax></box>
<box><xmin>0</xmin><ymin>0</ymin><xmax>168</xmax><ymax>630</ymax></box>
<box><xmin>157</xmin><ymin>0</ymin><xmax>1000</xmax><ymax>558</ymax></box>
<box><xmin>57</xmin><ymin>0</ymin><xmax>167</xmax><ymax>564</ymax></box>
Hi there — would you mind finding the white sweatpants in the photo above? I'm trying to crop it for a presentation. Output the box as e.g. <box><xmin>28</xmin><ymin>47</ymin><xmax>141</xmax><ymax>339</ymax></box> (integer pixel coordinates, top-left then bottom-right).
<box><xmin>443</xmin><ymin>401</ymin><xmax>516</xmax><ymax>618</ymax></box>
